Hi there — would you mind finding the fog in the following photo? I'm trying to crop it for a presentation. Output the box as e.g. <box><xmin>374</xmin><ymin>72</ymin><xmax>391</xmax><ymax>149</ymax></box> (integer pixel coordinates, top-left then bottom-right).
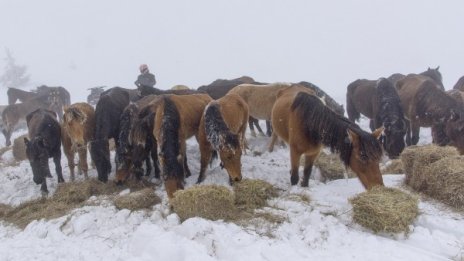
<box><xmin>1</xmin><ymin>0</ymin><xmax>463</xmax><ymax>104</ymax></box>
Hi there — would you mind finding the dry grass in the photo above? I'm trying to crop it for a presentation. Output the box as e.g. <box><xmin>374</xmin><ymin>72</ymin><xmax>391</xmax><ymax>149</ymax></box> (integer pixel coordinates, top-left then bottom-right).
<box><xmin>233</xmin><ymin>179</ymin><xmax>278</xmax><ymax>210</ymax></box>
<box><xmin>381</xmin><ymin>159</ymin><xmax>404</xmax><ymax>175</ymax></box>
<box><xmin>171</xmin><ymin>185</ymin><xmax>237</xmax><ymax>221</ymax></box>
<box><xmin>0</xmin><ymin>179</ymin><xmax>157</xmax><ymax>229</ymax></box>
<box><xmin>114</xmin><ymin>188</ymin><xmax>161</xmax><ymax>211</ymax></box>
<box><xmin>313</xmin><ymin>151</ymin><xmax>346</xmax><ymax>181</ymax></box>
<box><xmin>350</xmin><ymin>186</ymin><xmax>419</xmax><ymax>234</ymax></box>
<box><xmin>12</xmin><ymin>134</ymin><xmax>28</xmax><ymax>161</ymax></box>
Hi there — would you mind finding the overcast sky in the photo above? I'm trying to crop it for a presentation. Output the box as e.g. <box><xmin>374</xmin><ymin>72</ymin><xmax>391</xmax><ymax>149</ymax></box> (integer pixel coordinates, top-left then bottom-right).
<box><xmin>0</xmin><ymin>0</ymin><xmax>463</xmax><ymax>104</ymax></box>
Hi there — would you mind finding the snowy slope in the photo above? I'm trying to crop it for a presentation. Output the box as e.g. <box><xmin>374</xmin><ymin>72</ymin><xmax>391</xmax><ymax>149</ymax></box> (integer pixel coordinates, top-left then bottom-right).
<box><xmin>0</xmin><ymin>120</ymin><xmax>463</xmax><ymax>261</ymax></box>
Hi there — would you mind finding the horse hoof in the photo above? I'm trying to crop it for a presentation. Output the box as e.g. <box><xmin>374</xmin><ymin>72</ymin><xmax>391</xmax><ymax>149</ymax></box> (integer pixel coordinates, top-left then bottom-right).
<box><xmin>301</xmin><ymin>181</ymin><xmax>309</xmax><ymax>187</ymax></box>
<box><xmin>116</xmin><ymin>180</ymin><xmax>123</xmax><ymax>186</ymax></box>
<box><xmin>41</xmin><ymin>191</ymin><xmax>49</xmax><ymax>197</ymax></box>
<box><xmin>290</xmin><ymin>175</ymin><xmax>299</xmax><ymax>185</ymax></box>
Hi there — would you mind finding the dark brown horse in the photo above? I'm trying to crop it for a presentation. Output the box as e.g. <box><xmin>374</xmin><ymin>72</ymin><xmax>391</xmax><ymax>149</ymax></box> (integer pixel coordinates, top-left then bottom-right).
<box><xmin>396</xmin><ymin>75</ymin><xmax>464</xmax><ymax>153</ymax></box>
<box><xmin>198</xmin><ymin>76</ymin><xmax>271</xmax><ymax>137</ymax></box>
<box><xmin>271</xmin><ymin>87</ymin><xmax>384</xmax><ymax>189</ymax></box>
<box><xmin>87</xmin><ymin>86</ymin><xmax>106</xmax><ymax>106</ymax></box>
<box><xmin>7</xmin><ymin>87</ymin><xmax>40</xmax><ymax>105</ymax></box>
<box><xmin>346</xmin><ymin>78</ymin><xmax>407</xmax><ymax>158</ymax></box>
<box><xmin>24</xmin><ymin>109</ymin><xmax>64</xmax><ymax>195</ymax></box>
<box><xmin>431</xmin><ymin>89</ymin><xmax>464</xmax><ymax>147</ymax></box>
<box><xmin>153</xmin><ymin>94</ymin><xmax>212</xmax><ymax>198</ymax></box>
<box><xmin>453</xmin><ymin>75</ymin><xmax>464</xmax><ymax>91</ymax></box>
<box><xmin>90</xmin><ymin>87</ymin><xmax>130</xmax><ymax>182</ymax></box>
<box><xmin>62</xmin><ymin>103</ymin><xmax>95</xmax><ymax>181</ymax></box>
<box><xmin>197</xmin><ymin>93</ymin><xmax>249</xmax><ymax>184</ymax></box>
<box><xmin>115</xmin><ymin>95</ymin><xmax>161</xmax><ymax>184</ymax></box>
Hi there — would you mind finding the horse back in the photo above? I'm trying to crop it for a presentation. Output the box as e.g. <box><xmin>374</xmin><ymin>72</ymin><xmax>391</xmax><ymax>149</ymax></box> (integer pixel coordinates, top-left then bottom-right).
<box><xmin>346</xmin><ymin>79</ymin><xmax>376</xmax><ymax>121</ymax></box>
<box><xmin>95</xmin><ymin>87</ymin><xmax>130</xmax><ymax>140</ymax></box>
<box><xmin>170</xmin><ymin>94</ymin><xmax>213</xmax><ymax>138</ymax></box>
<box><xmin>397</xmin><ymin>74</ymin><xmax>440</xmax><ymax>118</ymax></box>
<box><xmin>216</xmin><ymin>94</ymin><xmax>249</xmax><ymax>134</ymax></box>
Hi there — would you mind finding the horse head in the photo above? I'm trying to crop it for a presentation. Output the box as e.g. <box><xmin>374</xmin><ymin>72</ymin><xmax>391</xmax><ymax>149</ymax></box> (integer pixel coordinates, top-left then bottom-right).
<box><xmin>383</xmin><ymin>117</ymin><xmax>407</xmax><ymax>159</ymax></box>
<box><xmin>63</xmin><ymin>107</ymin><xmax>88</xmax><ymax>146</ymax></box>
<box><xmin>422</xmin><ymin>66</ymin><xmax>444</xmax><ymax>90</ymax></box>
<box><xmin>217</xmin><ymin>134</ymin><xmax>242</xmax><ymax>184</ymax></box>
<box><xmin>347</xmin><ymin>128</ymin><xmax>384</xmax><ymax>189</ymax></box>
<box><xmin>24</xmin><ymin>136</ymin><xmax>51</xmax><ymax>184</ymax></box>
<box><xmin>445</xmin><ymin>109</ymin><xmax>464</xmax><ymax>155</ymax></box>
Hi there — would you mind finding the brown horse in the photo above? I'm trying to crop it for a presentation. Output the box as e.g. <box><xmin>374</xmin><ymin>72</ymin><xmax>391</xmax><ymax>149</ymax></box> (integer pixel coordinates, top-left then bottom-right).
<box><xmin>197</xmin><ymin>93</ymin><xmax>249</xmax><ymax>184</ymax></box>
<box><xmin>7</xmin><ymin>87</ymin><xmax>40</xmax><ymax>105</ymax></box>
<box><xmin>61</xmin><ymin>103</ymin><xmax>96</xmax><ymax>181</ymax></box>
<box><xmin>346</xmin><ymin>78</ymin><xmax>407</xmax><ymax>158</ymax></box>
<box><xmin>153</xmin><ymin>94</ymin><xmax>212</xmax><ymax>198</ymax></box>
<box><xmin>271</xmin><ymin>87</ymin><xmax>384</xmax><ymax>189</ymax></box>
<box><xmin>453</xmin><ymin>76</ymin><xmax>464</xmax><ymax>91</ymax></box>
<box><xmin>397</xmin><ymin>75</ymin><xmax>464</xmax><ymax>152</ymax></box>
<box><xmin>2</xmin><ymin>96</ymin><xmax>54</xmax><ymax>146</ymax></box>
<box><xmin>431</xmin><ymin>89</ymin><xmax>464</xmax><ymax>147</ymax></box>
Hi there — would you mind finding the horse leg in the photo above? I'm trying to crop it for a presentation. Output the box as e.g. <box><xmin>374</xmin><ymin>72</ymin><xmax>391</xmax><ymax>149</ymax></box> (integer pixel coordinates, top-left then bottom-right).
<box><xmin>183</xmin><ymin>152</ymin><xmax>191</xmax><ymax>178</ymax></box>
<box><xmin>78</xmin><ymin>147</ymin><xmax>89</xmax><ymax>179</ymax></box>
<box><xmin>405</xmin><ymin>119</ymin><xmax>412</xmax><ymax>146</ymax></box>
<box><xmin>151</xmin><ymin>143</ymin><xmax>161</xmax><ymax>179</ymax></box>
<box><xmin>410</xmin><ymin>120</ymin><xmax>421</xmax><ymax>145</ymax></box>
<box><xmin>41</xmin><ymin>178</ymin><xmax>49</xmax><ymax>196</ymax></box>
<box><xmin>196</xmin><ymin>132</ymin><xmax>212</xmax><ymax>183</ymax></box>
<box><xmin>369</xmin><ymin>119</ymin><xmax>375</xmax><ymax>132</ymax></box>
<box><xmin>289</xmin><ymin>147</ymin><xmax>302</xmax><ymax>185</ymax></box>
<box><xmin>53</xmin><ymin>153</ymin><xmax>65</xmax><ymax>183</ymax></box>
<box><xmin>2</xmin><ymin>127</ymin><xmax>12</xmax><ymax>147</ymax></box>
<box><xmin>248</xmin><ymin>117</ymin><xmax>257</xmax><ymax>137</ymax></box>
<box><xmin>302</xmin><ymin>152</ymin><xmax>319</xmax><ymax>187</ymax></box>
<box><xmin>266</xmin><ymin>121</ymin><xmax>272</xmax><ymax>137</ymax></box>
<box><xmin>145</xmin><ymin>154</ymin><xmax>152</xmax><ymax>177</ymax></box>
<box><xmin>64</xmin><ymin>144</ymin><xmax>76</xmax><ymax>181</ymax></box>
<box><xmin>268</xmin><ymin>132</ymin><xmax>279</xmax><ymax>152</ymax></box>
<box><xmin>253</xmin><ymin>119</ymin><xmax>266</xmax><ymax>137</ymax></box>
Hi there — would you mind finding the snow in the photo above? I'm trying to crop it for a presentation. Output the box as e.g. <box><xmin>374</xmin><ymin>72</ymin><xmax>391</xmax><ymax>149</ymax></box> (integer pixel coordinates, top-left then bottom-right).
<box><xmin>0</xmin><ymin>120</ymin><xmax>463</xmax><ymax>261</ymax></box>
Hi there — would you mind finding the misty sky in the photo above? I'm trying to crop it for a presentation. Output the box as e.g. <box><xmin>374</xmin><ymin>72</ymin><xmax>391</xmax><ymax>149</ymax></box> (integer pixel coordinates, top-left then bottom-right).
<box><xmin>0</xmin><ymin>0</ymin><xmax>463</xmax><ymax>104</ymax></box>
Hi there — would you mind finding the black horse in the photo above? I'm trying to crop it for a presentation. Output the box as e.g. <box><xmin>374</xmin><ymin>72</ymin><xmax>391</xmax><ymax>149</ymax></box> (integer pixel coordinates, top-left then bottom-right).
<box><xmin>24</xmin><ymin>109</ymin><xmax>64</xmax><ymax>195</ymax></box>
<box><xmin>90</xmin><ymin>87</ymin><xmax>130</xmax><ymax>182</ymax></box>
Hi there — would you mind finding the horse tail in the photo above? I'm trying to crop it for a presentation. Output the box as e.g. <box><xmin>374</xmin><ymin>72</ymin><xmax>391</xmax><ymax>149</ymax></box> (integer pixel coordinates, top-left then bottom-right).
<box><xmin>204</xmin><ymin>103</ymin><xmax>240</xmax><ymax>151</ymax></box>
<box><xmin>159</xmin><ymin>96</ymin><xmax>183</xmax><ymax>178</ymax></box>
<box><xmin>346</xmin><ymin>80</ymin><xmax>361</xmax><ymax>122</ymax></box>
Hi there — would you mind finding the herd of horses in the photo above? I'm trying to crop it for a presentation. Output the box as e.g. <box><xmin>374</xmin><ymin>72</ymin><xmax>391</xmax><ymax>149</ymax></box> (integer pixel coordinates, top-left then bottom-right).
<box><xmin>2</xmin><ymin>67</ymin><xmax>464</xmax><ymax>198</ymax></box>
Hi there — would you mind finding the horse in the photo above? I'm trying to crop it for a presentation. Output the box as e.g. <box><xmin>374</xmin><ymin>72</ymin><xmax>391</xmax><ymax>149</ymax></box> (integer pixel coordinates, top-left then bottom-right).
<box><xmin>87</xmin><ymin>86</ymin><xmax>106</xmax><ymax>106</ymax></box>
<box><xmin>2</xmin><ymin>96</ymin><xmax>54</xmax><ymax>146</ymax></box>
<box><xmin>198</xmin><ymin>76</ymin><xmax>270</xmax><ymax>137</ymax></box>
<box><xmin>197</xmin><ymin>93</ymin><xmax>249</xmax><ymax>184</ymax></box>
<box><xmin>137</xmin><ymin>85</ymin><xmax>199</xmax><ymax>97</ymax></box>
<box><xmin>153</xmin><ymin>94</ymin><xmax>212</xmax><ymax>198</ymax></box>
<box><xmin>453</xmin><ymin>75</ymin><xmax>464</xmax><ymax>91</ymax></box>
<box><xmin>431</xmin><ymin>89</ymin><xmax>464</xmax><ymax>147</ymax></box>
<box><xmin>61</xmin><ymin>103</ymin><xmax>95</xmax><ymax>181</ymax></box>
<box><xmin>24</xmin><ymin>109</ymin><xmax>64</xmax><ymax>195</ymax></box>
<box><xmin>295</xmin><ymin>81</ymin><xmax>345</xmax><ymax>116</ymax></box>
<box><xmin>7</xmin><ymin>87</ymin><xmax>41</xmax><ymax>105</ymax></box>
<box><xmin>115</xmin><ymin>95</ymin><xmax>161</xmax><ymax>184</ymax></box>
<box><xmin>396</xmin><ymin>75</ymin><xmax>464</xmax><ymax>152</ymax></box>
<box><xmin>271</xmin><ymin>88</ymin><xmax>384</xmax><ymax>189</ymax></box>
<box><xmin>346</xmin><ymin>78</ymin><xmax>407</xmax><ymax>158</ymax></box>
<box><xmin>90</xmin><ymin>87</ymin><xmax>130</xmax><ymax>182</ymax></box>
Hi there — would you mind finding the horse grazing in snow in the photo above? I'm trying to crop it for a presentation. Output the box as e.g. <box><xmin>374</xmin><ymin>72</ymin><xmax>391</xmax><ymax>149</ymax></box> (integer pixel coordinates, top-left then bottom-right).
<box><xmin>197</xmin><ymin>93</ymin><xmax>249</xmax><ymax>184</ymax></box>
<box><xmin>24</xmin><ymin>109</ymin><xmax>65</xmax><ymax>195</ymax></box>
<box><xmin>271</xmin><ymin>87</ymin><xmax>384</xmax><ymax>189</ymax></box>
<box><xmin>61</xmin><ymin>102</ymin><xmax>95</xmax><ymax>181</ymax></box>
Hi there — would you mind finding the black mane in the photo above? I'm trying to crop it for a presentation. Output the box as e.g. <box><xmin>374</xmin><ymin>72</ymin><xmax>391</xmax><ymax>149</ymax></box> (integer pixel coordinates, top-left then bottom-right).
<box><xmin>292</xmin><ymin>92</ymin><xmax>382</xmax><ymax>165</ymax></box>
<box><xmin>160</xmin><ymin>96</ymin><xmax>183</xmax><ymax>179</ymax></box>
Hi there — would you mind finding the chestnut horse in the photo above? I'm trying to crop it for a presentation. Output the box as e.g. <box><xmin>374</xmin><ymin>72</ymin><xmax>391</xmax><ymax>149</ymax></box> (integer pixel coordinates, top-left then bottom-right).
<box><xmin>24</xmin><ymin>109</ymin><xmax>65</xmax><ymax>195</ymax></box>
<box><xmin>153</xmin><ymin>94</ymin><xmax>212</xmax><ymax>198</ymax></box>
<box><xmin>271</xmin><ymin>88</ymin><xmax>384</xmax><ymax>189</ymax></box>
<box><xmin>396</xmin><ymin>74</ymin><xmax>464</xmax><ymax>150</ymax></box>
<box><xmin>61</xmin><ymin>103</ymin><xmax>95</xmax><ymax>181</ymax></box>
<box><xmin>197</xmin><ymin>93</ymin><xmax>249</xmax><ymax>184</ymax></box>
<box><xmin>346</xmin><ymin>78</ymin><xmax>407</xmax><ymax>158</ymax></box>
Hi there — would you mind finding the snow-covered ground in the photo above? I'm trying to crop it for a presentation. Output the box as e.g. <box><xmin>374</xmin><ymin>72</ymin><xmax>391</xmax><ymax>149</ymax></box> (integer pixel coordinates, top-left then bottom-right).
<box><xmin>0</xmin><ymin>119</ymin><xmax>463</xmax><ymax>261</ymax></box>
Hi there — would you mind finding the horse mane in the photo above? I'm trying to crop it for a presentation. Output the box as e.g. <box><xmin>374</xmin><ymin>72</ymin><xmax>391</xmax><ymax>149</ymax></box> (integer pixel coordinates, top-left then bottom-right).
<box><xmin>160</xmin><ymin>96</ymin><xmax>183</xmax><ymax>179</ymax></box>
<box><xmin>117</xmin><ymin>103</ymin><xmax>139</xmax><ymax>164</ymax></box>
<box><xmin>298</xmin><ymin>81</ymin><xmax>344</xmax><ymax>115</ymax></box>
<box><xmin>204</xmin><ymin>103</ymin><xmax>240</xmax><ymax>151</ymax></box>
<box><xmin>63</xmin><ymin>106</ymin><xmax>87</xmax><ymax>124</ymax></box>
<box><xmin>375</xmin><ymin>78</ymin><xmax>404</xmax><ymax>124</ymax></box>
<box><xmin>292</xmin><ymin>92</ymin><xmax>382</xmax><ymax>165</ymax></box>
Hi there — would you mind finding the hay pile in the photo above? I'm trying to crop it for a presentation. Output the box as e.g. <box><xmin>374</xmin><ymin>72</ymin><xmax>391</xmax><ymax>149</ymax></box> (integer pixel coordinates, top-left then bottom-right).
<box><xmin>350</xmin><ymin>186</ymin><xmax>419</xmax><ymax>234</ymax></box>
<box><xmin>381</xmin><ymin>159</ymin><xmax>404</xmax><ymax>174</ymax></box>
<box><xmin>12</xmin><ymin>134</ymin><xmax>28</xmax><ymax>161</ymax></box>
<box><xmin>233</xmin><ymin>179</ymin><xmax>278</xmax><ymax>210</ymax></box>
<box><xmin>114</xmin><ymin>188</ymin><xmax>161</xmax><ymax>211</ymax></box>
<box><xmin>0</xmin><ymin>179</ymin><xmax>152</xmax><ymax>228</ymax></box>
<box><xmin>171</xmin><ymin>185</ymin><xmax>236</xmax><ymax>221</ymax></box>
<box><xmin>313</xmin><ymin>151</ymin><xmax>349</xmax><ymax>181</ymax></box>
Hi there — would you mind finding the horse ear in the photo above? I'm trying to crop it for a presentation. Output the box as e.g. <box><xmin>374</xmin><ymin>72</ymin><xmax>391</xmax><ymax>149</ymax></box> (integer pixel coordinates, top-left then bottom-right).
<box><xmin>347</xmin><ymin>129</ymin><xmax>359</xmax><ymax>146</ymax></box>
<box><xmin>436</xmin><ymin>66</ymin><xmax>440</xmax><ymax>71</ymax></box>
<box><xmin>372</xmin><ymin>127</ymin><xmax>384</xmax><ymax>139</ymax></box>
<box><xmin>24</xmin><ymin>137</ymin><xmax>30</xmax><ymax>146</ymax></box>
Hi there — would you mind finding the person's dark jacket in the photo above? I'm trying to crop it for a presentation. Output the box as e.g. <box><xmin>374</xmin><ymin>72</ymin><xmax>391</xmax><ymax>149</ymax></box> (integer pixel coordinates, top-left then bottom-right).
<box><xmin>135</xmin><ymin>72</ymin><xmax>156</xmax><ymax>88</ymax></box>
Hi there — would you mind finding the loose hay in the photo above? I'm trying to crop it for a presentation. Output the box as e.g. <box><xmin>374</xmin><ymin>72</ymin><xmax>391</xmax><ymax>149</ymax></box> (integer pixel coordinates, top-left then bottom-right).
<box><xmin>233</xmin><ymin>179</ymin><xmax>278</xmax><ymax>210</ymax></box>
<box><xmin>312</xmin><ymin>151</ymin><xmax>352</xmax><ymax>181</ymax></box>
<box><xmin>171</xmin><ymin>185</ymin><xmax>237</xmax><ymax>221</ymax></box>
<box><xmin>12</xmin><ymin>134</ymin><xmax>28</xmax><ymax>161</ymax></box>
<box><xmin>350</xmin><ymin>186</ymin><xmax>419</xmax><ymax>234</ymax></box>
<box><xmin>381</xmin><ymin>159</ymin><xmax>404</xmax><ymax>174</ymax></box>
<box><xmin>114</xmin><ymin>188</ymin><xmax>161</xmax><ymax>211</ymax></box>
